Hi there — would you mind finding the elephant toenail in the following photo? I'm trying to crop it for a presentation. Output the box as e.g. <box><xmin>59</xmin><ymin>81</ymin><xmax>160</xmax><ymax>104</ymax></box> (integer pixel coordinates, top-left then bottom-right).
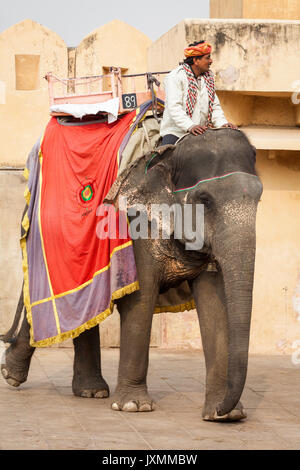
<box><xmin>1</xmin><ymin>367</ymin><xmax>9</xmax><ymax>378</ymax></box>
<box><xmin>123</xmin><ymin>401</ymin><xmax>138</xmax><ymax>412</ymax></box>
<box><xmin>139</xmin><ymin>403</ymin><xmax>152</xmax><ymax>412</ymax></box>
<box><xmin>94</xmin><ymin>390</ymin><xmax>109</xmax><ymax>398</ymax></box>
<box><xmin>7</xmin><ymin>377</ymin><xmax>20</xmax><ymax>387</ymax></box>
<box><xmin>213</xmin><ymin>410</ymin><xmax>229</xmax><ymax>420</ymax></box>
<box><xmin>230</xmin><ymin>409</ymin><xmax>247</xmax><ymax>420</ymax></box>
<box><xmin>111</xmin><ymin>402</ymin><xmax>121</xmax><ymax>411</ymax></box>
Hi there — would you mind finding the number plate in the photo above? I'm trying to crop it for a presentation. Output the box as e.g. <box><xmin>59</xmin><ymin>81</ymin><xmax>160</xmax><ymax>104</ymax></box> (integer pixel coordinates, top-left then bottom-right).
<box><xmin>122</xmin><ymin>93</ymin><xmax>137</xmax><ymax>109</ymax></box>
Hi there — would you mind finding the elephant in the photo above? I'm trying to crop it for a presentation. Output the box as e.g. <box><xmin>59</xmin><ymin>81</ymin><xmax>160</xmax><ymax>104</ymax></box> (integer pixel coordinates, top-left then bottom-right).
<box><xmin>1</xmin><ymin>127</ymin><xmax>262</xmax><ymax>422</ymax></box>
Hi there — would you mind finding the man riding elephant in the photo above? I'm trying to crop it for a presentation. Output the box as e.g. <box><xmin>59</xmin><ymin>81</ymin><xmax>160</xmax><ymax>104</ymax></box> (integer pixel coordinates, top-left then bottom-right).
<box><xmin>160</xmin><ymin>40</ymin><xmax>237</xmax><ymax>145</ymax></box>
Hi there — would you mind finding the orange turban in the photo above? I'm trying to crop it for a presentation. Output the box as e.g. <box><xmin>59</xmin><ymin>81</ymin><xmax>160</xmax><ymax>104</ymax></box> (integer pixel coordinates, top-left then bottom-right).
<box><xmin>184</xmin><ymin>42</ymin><xmax>212</xmax><ymax>58</ymax></box>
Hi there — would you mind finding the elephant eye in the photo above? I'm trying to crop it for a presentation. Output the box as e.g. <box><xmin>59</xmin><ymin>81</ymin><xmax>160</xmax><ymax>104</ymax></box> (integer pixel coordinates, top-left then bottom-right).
<box><xmin>199</xmin><ymin>195</ymin><xmax>213</xmax><ymax>209</ymax></box>
<box><xmin>201</xmin><ymin>197</ymin><xmax>212</xmax><ymax>209</ymax></box>
<box><xmin>191</xmin><ymin>190</ymin><xmax>213</xmax><ymax>209</ymax></box>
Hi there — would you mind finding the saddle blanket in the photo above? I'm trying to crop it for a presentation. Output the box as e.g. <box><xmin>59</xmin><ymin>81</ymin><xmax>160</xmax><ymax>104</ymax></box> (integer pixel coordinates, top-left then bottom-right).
<box><xmin>22</xmin><ymin>104</ymin><xmax>155</xmax><ymax>347</ymax></box>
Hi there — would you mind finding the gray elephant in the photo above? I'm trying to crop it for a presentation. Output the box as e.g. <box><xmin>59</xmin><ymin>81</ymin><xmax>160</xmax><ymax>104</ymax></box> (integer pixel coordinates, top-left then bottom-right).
<box><xmin>1</xmin><ymin>127</ymin><xmax>262</xmax><ymax>422</ymax></box>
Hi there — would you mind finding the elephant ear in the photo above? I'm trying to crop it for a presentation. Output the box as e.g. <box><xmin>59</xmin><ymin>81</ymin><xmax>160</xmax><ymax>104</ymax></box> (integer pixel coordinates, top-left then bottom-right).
<box><xmin>104</xmin><ymin>144</ymin><xmax>176</xmax><ymax>208</ymax></box>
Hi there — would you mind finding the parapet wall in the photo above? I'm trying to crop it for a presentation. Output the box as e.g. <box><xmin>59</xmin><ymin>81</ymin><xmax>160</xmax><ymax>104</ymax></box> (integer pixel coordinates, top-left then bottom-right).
<box><xmin>0</xmin><ymin>20</ymin><xmax>68</xmax><ymax>167</ymax></box>
<box><xmin>148</xmin><ymin>19</ymin><xmax>300</xmax><ymax>128</ymax></box>
<box><xmin>76</xmin><ymin>20</ymin><xmax>151</xmax><ymax>77</ymax></box>
<box><xmin>0</xmin><ymin>19</ymin><xmax>152</xmax><ymax>167</ymax></box>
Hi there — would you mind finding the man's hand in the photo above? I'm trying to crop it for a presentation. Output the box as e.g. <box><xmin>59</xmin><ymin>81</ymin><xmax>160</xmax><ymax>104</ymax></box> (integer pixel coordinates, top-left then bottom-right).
<box><xmin>222</xmin><ymin>122</ymin><xmax>238</xmax><ymax>130</ymax></box>
<box><xmin>188</xmin><ymin>125</ymin><xmax>207</xmax><ymax>135</ymax></box>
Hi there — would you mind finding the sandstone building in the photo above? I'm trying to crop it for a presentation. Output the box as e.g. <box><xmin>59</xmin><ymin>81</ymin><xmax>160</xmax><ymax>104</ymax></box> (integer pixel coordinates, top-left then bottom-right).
<box><xmin>1</xmin><ymin>1</ymin><xmax>300</xmax><ymax>354</ymax></box>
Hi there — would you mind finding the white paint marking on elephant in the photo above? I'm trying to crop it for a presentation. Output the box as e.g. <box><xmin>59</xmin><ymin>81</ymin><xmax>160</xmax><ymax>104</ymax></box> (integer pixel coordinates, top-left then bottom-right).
<box><xmin>223</xmin><ymin>201</ymin><xmax>255</xmax><ymax>226</ymax></box>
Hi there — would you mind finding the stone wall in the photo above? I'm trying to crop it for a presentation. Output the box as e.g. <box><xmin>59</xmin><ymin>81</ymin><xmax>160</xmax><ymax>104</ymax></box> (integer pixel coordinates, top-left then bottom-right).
<box><xmin>210</xmin><ymin>0</ymin><xmax>300</xmax><ymax>20</ymax></box>
<box><xmin>0</xmin><ymin>20</ymin><xmax>68</xmax><ymax>167</ymax></box>
<box><xmin>76</xmin><ymin>20</ymin><xmax>151</xmax><ymax>77</ymax></box>
<box><xmin>0</xmin><ymin>171</ymin><xmax>25</xmax><ymax>335</ymax></box>
<box><xmin>148</xmin><ymin>19</ymin><xmax>300</xmax><ymax>95</ymax></box>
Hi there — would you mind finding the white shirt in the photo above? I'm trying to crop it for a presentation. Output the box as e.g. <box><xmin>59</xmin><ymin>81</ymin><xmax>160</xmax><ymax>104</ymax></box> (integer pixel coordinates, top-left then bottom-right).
<box><xmin>160</xmin><ymin>65</ymin><xmax>228</xmax><ymax>138</ymax></box>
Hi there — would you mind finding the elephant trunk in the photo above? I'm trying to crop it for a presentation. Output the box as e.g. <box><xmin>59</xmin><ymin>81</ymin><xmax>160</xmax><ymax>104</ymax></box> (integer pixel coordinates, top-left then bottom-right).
<box><xmin>213</xmin><ymin>224</ymin><xmax>256</xmax><ymax>417</ymax></box>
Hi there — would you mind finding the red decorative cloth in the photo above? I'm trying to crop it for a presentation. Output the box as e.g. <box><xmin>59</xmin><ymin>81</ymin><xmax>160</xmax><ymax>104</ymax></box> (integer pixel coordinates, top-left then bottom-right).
<box><xmin>40</xmin><ymin>115</ymin><xmax>135</xmax><ymax>295</ymax></box>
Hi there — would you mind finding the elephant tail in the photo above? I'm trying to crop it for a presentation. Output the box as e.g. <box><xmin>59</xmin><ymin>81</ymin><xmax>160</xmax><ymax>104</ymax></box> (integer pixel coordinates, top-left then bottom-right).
<box><xmin>0</xmin><ymin>284</ymin><xmax>24</xmax><ymax>343</ymax></box>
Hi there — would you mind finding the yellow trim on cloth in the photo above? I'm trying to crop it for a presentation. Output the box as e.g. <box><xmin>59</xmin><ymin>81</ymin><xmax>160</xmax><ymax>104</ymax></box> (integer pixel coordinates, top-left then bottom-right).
<box><xmin>20</xmin><ymin>198</ymin><xmax>33</xmax><ymax>347</ymax></box>
<box><xmin>37</xmin><ymin>148</ymin><xmax>62</xmax><ymax>337</ymax></box>
<box><xmin>24</xmin><ymin>187</ymin><xmax>31</xmax><ymax>206</ymax></box>
<box><xmin>30</xmin><ymin>281</ymin><xmax>139</xmax><ymax>348</ymax></box>
<box><xmin>20</xmin><ymin>134</ymin><xmax>46</xmax><ymax>348</ymax></box>
<box><xmin>23</xmin><ymin>166</ymin><xmax>29</xmax><ymax>181</ymax></box>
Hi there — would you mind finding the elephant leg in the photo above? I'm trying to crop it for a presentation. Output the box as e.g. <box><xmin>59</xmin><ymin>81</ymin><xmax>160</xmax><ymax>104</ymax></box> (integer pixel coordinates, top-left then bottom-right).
<box><xmin>1</xmin><ymin>312</ymin><xmax>35</xmax><ymax>387</ymax></box>
<box><xmin>111</xmin><ymin>275</ymin><xmax>158</xmax><ymax>412</ymax></box>
<box><xmin>190</xmin><ymin>270</ymin><xmax>247</xmax><ymax>422</ymax></box>
<box><xmin>72</xmin><ymin>326</ymin><xmax>109</xmax><ymax>398</ymax></box>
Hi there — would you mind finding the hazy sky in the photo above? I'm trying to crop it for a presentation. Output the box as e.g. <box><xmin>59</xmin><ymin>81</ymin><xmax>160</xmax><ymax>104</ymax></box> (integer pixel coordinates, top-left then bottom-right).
<box><xmin>1</xmin><ymin>0</ymin><xmax>210</xmax><ymax>46</ymax></box>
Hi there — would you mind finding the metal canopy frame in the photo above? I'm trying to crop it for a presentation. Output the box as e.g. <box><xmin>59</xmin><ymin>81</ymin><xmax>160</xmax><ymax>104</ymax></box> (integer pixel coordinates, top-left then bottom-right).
<box><xmin>45</xmin><ymin>67</ymin><xmax>168</xmax><ymax>116</ymax></box>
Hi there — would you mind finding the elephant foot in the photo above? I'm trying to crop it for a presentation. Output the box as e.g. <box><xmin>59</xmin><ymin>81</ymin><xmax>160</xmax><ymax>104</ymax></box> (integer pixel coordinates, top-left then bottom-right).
<box><xmin>111</xmin><ymin>385</ymin><xmax>155</xmax><ymax>412</ymax></box>
<box><xmin>72</xmin><ymin>375</ymin><xmax>109</xmax><ymax>398</ymax></box>
<box><xmin>0</xmin><ymin>344</ymin><xmax>31</xmax><ymax>387</ymax></box>
<box><xmin>202</xmin><ymin>400</ymin><xmax>247</xmax><ymax>422</ymax></box>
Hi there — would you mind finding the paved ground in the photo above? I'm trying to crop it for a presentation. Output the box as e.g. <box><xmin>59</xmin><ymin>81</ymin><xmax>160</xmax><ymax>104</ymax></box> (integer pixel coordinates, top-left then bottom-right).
<box><xmin>0</xmin><ymin>347</ymin><xmax>299</xmax><ymax>450</ymax></box>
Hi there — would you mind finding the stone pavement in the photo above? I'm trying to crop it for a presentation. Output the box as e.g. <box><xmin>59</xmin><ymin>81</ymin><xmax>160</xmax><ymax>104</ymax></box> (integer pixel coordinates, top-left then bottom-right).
<box><xmin>0</xmin><ymin>347</ymin><xmax>299</xmax><ymax>450</ymax></box>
